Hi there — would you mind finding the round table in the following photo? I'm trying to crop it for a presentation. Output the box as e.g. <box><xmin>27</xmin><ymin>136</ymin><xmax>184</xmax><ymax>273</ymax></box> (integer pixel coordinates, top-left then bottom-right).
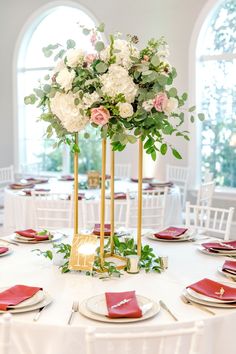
<box><xmin>3</xmin><ymin>179</ymin><xmax>182</xmax><ymax>233</ymax></box>
<box><xmin>0</xmin><ymin>231</ymin><xmax>235</xmax><ymax>354</ymax></box>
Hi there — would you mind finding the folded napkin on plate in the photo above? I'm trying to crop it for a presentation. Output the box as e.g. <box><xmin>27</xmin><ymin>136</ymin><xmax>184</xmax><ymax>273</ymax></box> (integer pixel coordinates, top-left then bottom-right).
<box><xmin>15</xmin><ymin>229</ymin><xmax>50</xmax><ymax>241</ymax></box>
<box><xmin>0</xmin><ymin>247</ymin><xmax>9</xmax><ymax>254</ymax></box>
<box><xmin>105</xmin><ymin>291</ymin><xmax>142</xmax><ymax>318</ymax></box>
<box><xmin>222</xmin><ymin>260</ymin><xmax>236</xmax><ymax>275</ymax></box>
<box><xmin>154</xmin><ymin>226</ymin><xmax>188</xmax><ymax>240</ymax></box>
<box><xmin>0</xmin><ymin>285</ymin><xmax>42</xmax><ymax>311</ymax></box>
<box><xmin>187</xmin><ymin>278</ymin><xmax>236</xmax><ymax>301</ymax></box>
<box><xmin>202</xmin><ymin>240</ymin><xmax>236</xmax><ymax>251</ymax></box>
<box><xmin>9</xmin><ymin>183</ymin><xmax>35</xmax><ymax>190</ymax></box>
<box><xmin>131</xmin><ymin>177</ymin><xmax>153</xmax><ymax>183</ymax></box>
<box><xmin>106</xmin><ymin>193</ymin><xmax>126</xmax><ymax>200</ymax></box>
<box><xmin>22</xmin><ymin>178</ymin><xmax>48</xmax><ymax>184</ymax></box>
<box><xmin>93</xmin><ymin>224</ymin><xmax>111</xmax><ymax>236</ymax></box>
<box><xmin>60</xmin><ymin>175</ymin><xmax>74</xmax><ymax>181</ymax></box>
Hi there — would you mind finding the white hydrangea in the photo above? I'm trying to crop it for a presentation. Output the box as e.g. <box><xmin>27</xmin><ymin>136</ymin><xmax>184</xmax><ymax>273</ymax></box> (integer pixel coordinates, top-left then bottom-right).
<box><xmin>100</xmin><ymin>64</ymin><xmax>137</xmax><ymax>103</ymax></box>
<box><xmin>56</xmin><ymin>68</ymin><xmax>75</xmax><ymax>91</ymax></box>
<box><xmin>117</xmin><ymin>102</ymin><xmax>133</xmax><ymax>118</ymax></box>
<box><xmin>142</xmin><ymin>99</ymin><xmax>153</xmax><ymax>112</ymax></box>
<box><xmin>100</xmin><ymin>39</ymin><xmax>139</xmax><ymax>69</ymax></box>
<box><xmin>66</xmin><ymin>48</ymin><xmax>85</xmax><ymax>68</ymax></box>
<box><xmin>82</xmin><ymin>91</ymin><xmax>100</xmax><ymax>109</ymax></box>
<box><xmin>50</xmin><ymin>92</ymin><xmax>89</xmax><ymax>133</ymax></box>
<box><xmin>164</xmin><ymin>97</ymin><xmax>178</xmax><ymax>115</ymax></box>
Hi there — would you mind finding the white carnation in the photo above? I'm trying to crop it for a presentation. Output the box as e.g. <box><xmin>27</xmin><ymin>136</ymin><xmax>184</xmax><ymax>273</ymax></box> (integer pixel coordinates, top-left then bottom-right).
<box><xmin>56</xmin><ymin>68</ymin><xmax>75</xmax><ymax>91</ymax></box>
<box><xmin>100</xmin><ymin>39</ymin><xmax>139</xmax><ymax>69</ymax></box>
<box><xmin>117</xmin><ymin>102</ymin><xmax>133</xmax><ymax>118</ymax></box>
<box><xmin>82</xmin><ymin>92</ymin><xmax>100</xmax><ymax>109</ymax></box>
<box><xmin>50</xmin><ymin>92</ymin><xmax>89</xmax><ymax>133</ymax></box>
<box><xmin>66</xmin><ymin>48</ymin><xmax>85</xmax><ymax>68</ymax></box>
<box><xmin>164</xmin><ymin>97</ymin><xmax>178</xmax><ymax>114</ymax></box>
<box><xmin>142</xmin><ymin>99</ymin><xmax>153</xmax><ymax>112</ymax></box>
<box><xmin>100</xmin><ymin>64</ymin><xmax>137</xmax><ymax>103</ymax></box>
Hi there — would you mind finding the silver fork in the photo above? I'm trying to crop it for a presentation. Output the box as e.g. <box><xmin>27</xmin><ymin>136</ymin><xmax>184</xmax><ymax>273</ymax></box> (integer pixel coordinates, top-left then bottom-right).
<box><xmin>67</xmin><ymin>301</ymin><xmax>79</xmax><ymax>325</ymax></box>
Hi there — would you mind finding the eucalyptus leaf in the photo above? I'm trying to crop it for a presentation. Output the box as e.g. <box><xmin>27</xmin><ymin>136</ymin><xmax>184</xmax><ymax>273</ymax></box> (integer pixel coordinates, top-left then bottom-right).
<box><xmin>95</xmin><ymin>41</ymin><xmax>105</xmax><ymax>52</ymax></box>
<box><xmin>66</xmin><ymin>39</ymin><xmax>76</xmax><ymax>49</ymax></box>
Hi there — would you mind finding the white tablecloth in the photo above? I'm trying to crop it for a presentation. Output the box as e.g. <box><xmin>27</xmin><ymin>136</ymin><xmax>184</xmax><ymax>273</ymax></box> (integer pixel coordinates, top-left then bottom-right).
<box><xmin>3</xmin><ymin>179</ymin><xmax>182</xmax><ymax>233</ymax></box>
<box><xmin>0</xmin><ymin>231</ymin><xmax>236</xmax><ymax>354</ymax></box>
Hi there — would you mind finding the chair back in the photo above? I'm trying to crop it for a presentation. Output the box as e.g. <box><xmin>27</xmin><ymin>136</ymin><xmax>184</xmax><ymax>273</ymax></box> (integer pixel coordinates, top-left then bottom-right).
<box><xmin>128</xmin><ymin>188</ymin><xmax>168</xmax><ymax>229</ymax></box>
<box><xmin>0</xmin><ymin>313</ymin><xmax>12</xmax><ymax>354</ymax></box>
<box><xmin>31</xmin><ymin>191</ymin><xmax>73</xmax><ymax>230</ymax></box>
<box><xmin>185</xmin><ymin>202</ymin><xmax>234</xmax><ymax>240</ymax></box>
<box><xmin>0</xmin><ymin>165</ymin><xmax>14</xmax><ymax>188</ymax></box>
<box><xmin>115</xmin><ymin>164</ymin><xmax>131</xmax><ymax>179</ymax></box>
<box><xmin>166</xmin><ymin>165</ymin><xmax>189</xmax><ymax>208</ymax></box>
<box><xmin>86</xmin><ymin>321</ymin><xmax>204</xmax><ymax>354</ymax></box>
<box><xmin>196</xmin><ymin>181</ymin><xmax>215</xmax><ymax>207</ymax></box>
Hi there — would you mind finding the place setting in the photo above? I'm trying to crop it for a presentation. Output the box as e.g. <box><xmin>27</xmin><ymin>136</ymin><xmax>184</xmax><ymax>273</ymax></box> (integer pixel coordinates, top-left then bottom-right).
<box><xmin>146</xmin><ymin>226</ymin><xmax>196</xmax><ymax>242</ymax></box>
<box><xmin>10</xmin><ymin>229</ymin><xmax>65</xmax><ymax>244</ymax></box>
<box><xmin>197</xmin><ymin>240</ymin><xmax>236</xmax><ymax>257</ymax></box>
<box><xmin>0</xmin><ymin>245</ymin><xmax>13</xmax><ymax>257</ymax></box>
<box><xmin>78</xmin><ymin>290</ymin><xmax>160</xmax><ymax>323</ymax></box>
<box><xmin>218</xmin><ymin>260</ymin><xmax>236</xmax><ymax>281</ymax></box>
<box><xmin>0</xmin><ymin>284</ymin><xmax>53</xmax><ymax>315</ymax></box>
<box><xmin>182</xmin><ymin>278</ymin><xmax>236</xmax><ymax>309</ymax></box>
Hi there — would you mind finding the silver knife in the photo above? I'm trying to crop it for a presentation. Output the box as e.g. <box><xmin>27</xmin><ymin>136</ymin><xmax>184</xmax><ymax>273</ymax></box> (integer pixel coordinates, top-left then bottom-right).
<box><xmin>33</xmin><ymin>306</ymin><xmax>46</xmax><ymax>321</ymax></box>
<box><xmin>160</xmin><ymin>300</ymin><xmax>178</xmax><ymax>321</ymax></box>
<box><xmin>0</xmin><ymin>238</ymin><xmax>19</xmax><ymax>246</ymax></box>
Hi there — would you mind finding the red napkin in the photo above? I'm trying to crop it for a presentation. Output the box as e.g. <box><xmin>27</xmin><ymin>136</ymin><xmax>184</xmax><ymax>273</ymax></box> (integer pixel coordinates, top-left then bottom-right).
<box><xmin>187</xmin><ymin>278</ymin><xmax>236</xmax><ymax>301</ymax></box>
<box><xmin>0</xmin><ymin>285</ymin><xmax>42</xmax><ymax>311</ymax></box>
<box><xmin>60</xmin><ymin>175</ymin><xmax>74</xmax><ymax>181</ymax></box>
<box><xmin>222</xmin><ymin>261</ymin><xmax>236</xmax><ymax>275</ymax></box>
<box><xmin>202</xmin><ymin>240</ymin><xmax>236</xmax><ymax>251</ymax></box>
<box><xmin>154</xmin><ymin>227</ymin><xmax>188</xmax><ymax>240</ymax></box>
<box><xmin>9</xmin><ymin>183</ymin><xmax>35</xmax><ymax>190</ymax></box>
<box><xmin>15</xmin><ymin>229</ymin><xmax>50</xmax><ymax>241</ymax></box>
<box><xmin>131</xmin><ymin>177</ymin><xmax>153</xmax><ymax>183</ymax></box>
<box><xmin>0</xmin><ymin>247</ymin><xmax>9</xmax><ymax>254</ymax></box>
<box><xmin>93</xmin><ymin>224</ymin><xmax>111</xmax><ymax>236</ymax></box>
<box><xmin>114</xmin><ymin>193</ymin><xmax>126</xmax><ymax>200</ymax></box>
<box><xmin>105</xmin><ymin>291</ymin><xmax>142</xmax><ymax>318</ymax></box>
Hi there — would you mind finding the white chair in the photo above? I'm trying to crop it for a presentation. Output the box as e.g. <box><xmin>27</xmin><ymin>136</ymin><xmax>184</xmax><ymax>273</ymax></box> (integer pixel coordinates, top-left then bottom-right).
<box><xmin>86</xmin><ymin>321</ymin><xmax>204</xmax><ymax>354</ymax></box>
<box><xmin>115</xmin><ymin>164</ymin><xmax>131</xmax><ymax>179</ymax></box>
<box><xmin>196</xmin><ymin>181</ymin><xmax>215</xmax><ymax>207</ymax></box>
<box><xmin>128</xmin><ymin>188</ymin><xmax>168</xmax><ymax>229</ymax></box>
<box><xmin>185</xmin><ymin>202</ymin><xmax>234</xmax><ymax>240</ymax></box>
<box><xmin>21</xmin><ymin>162</ymin><xmax>42</xmax><ymax>176</ymax></box>
<box><xmin>0</xmin><ymin>165</ymin><xmax>14</xmax><ymax>224</ymax></box>
<box><xmin>0</xmin><ymin>313</ymin><xmax>12</xmax><ymax>354</ymax></box>
<box><xmin>31</xmin><ymin>191</ymin><xmax>73</xmax><ymax>230</ymax></box>
<box><xmin>166</xmin><ymin>165</ymin><xmax>189</xmax><ymax>208</ymax></box>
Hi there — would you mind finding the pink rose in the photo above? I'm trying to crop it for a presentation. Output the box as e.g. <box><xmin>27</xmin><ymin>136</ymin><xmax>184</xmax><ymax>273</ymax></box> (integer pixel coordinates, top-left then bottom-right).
<box><xmin>91</xmin><ymin>106</ymin><xmax>110</xmax><ymax>125</ymax></box>
<box><xmin>90</xmin><ymin>33</ymin><xmax>97</xmax><ymax>45</ymax></box>
<box><xmin>85</xmin><ymin>54</ymin><xmax>96</xmax><ymax>64</ymax></box>
<box><xmin>153</xmin><ymin>92</ymin><xmax>168</xmax><ymax>112</ymax></box>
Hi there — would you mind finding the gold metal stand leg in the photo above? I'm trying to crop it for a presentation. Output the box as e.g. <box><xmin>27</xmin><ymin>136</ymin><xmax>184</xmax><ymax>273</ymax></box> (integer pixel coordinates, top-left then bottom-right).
<box><xmin>74</xmin><ymin>133</ymin><xmax>79</xmax><ymax>235</ymax></box>
<box><xmin>137</xmin><ymin>138</ymin><xmax>143</xmax><ymax>256</ymax></box>
<box><xmin>110</xmin><ymin>147</ymin><xmax>115</xmax><ymax>254</ymax></box>
<box><xmin>100</xmin><ymin>138</ymin><xmax>107</xmax><ymax>266</ymax></box>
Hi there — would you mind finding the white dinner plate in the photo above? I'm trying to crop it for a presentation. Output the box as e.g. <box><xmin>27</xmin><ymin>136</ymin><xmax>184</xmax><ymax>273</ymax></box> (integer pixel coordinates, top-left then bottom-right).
<box><xmin>218</xmin><ymin>267</ymin><xmax>236</xmax><ymax>280</ymax></box>
<box><xmin>0</xmin><ymin>247</ymin><xmax>13</xmax><ymax>257</ymax></box>
<box><xmin>182</xmin><ymin>289</ymin><xmax>236</xmax><ymax>309</ymax></box>
<box><xmin>186</xmin><ymin>287</ymin><xmax>236</xmax><ymax>303</ymax></box>
<box><xmin>79</xmin><ymin>296</ymin><xmax>160</xmax><ymax>323</ymax></box>
<box><xmin>11</xmin><ymin>232</ymin><xmax>63</xmax><ymax>244</ymax></box>
<box><xmin>197</xmin><ymin>245</ymin><xmax>236</xmax><ymax>256</ymax></box>
<box><xmin>0</xmin><ymin>291</ymin><xmax>52</xmax><ymax>313</ymax></box>
<box><xmin>86</xmin><ymin>294</ymin><xmax>154</xmax><ymax>316</ymax></box>
<box><xmin>146</xmin><ymin>227</ymin><xmax>195</xmax><ymax>242</ymax></box>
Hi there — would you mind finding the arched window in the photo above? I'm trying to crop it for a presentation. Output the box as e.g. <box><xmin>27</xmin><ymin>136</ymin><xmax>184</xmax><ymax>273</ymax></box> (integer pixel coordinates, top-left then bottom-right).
<box><xmin>17</xmin><ymin>5</ymin><xmax>101</xmax><ymax>174</ymax></box>
<box><xmin>197</xmin><ymin>0</ymin><xmax>236</xmax><ymax>187</ymax></box>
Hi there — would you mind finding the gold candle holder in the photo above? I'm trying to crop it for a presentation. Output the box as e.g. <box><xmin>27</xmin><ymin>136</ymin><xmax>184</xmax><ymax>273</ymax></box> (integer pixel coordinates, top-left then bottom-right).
<box><xmin>137</xmin><ymin>138</ymin><xmax>143</xmax><ymax>256</ymax></box>
<box><xmin>99</xmin><ymin>138</ymin><xmax>107</xmax><ymax>267</ymax></box>
<box><xmin>110</xmin><ymin>147</ymin><xmax>115</xmax><ymax>254</ymax></box>
<box><xmin>74</xmin><ymin>132</ymin><xmax>79</xmax><ymax>236</ymax></box>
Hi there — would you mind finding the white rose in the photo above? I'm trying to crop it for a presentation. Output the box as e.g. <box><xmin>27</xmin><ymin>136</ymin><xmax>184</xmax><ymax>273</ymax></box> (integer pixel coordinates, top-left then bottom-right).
<box><xmin>100</xmin><ymin>64</ymin><xmax>137</xmax><ymax>103</ymax></box>
<box><xmin>53</xmin><ymin>60</ymin><xmax>66</xmax><ymax>74</ymax></box>
<box><xmin>82</xmin><ymin>92</ymin><xmax>100</xmax><ymax>109</ymax></box>
<box><xmin>164</xmin><ymin>97</ymin><xmax>178</xmax><ymax>114</ymax></box>
<box><xmin>66</xmin><ymin>48</ymin><xmax>84</xmax><ymax>67</ymax></box>
<box><xmin>142</xmin><ymin>99</ymin><xmax>153</xmax><ymax>112</ymax></box>
<box><xmin>117</xmin><ymin>102</ymin><xmax>134</xmax><ymax>118</ymax></box>
<box><xmin>56</xmin><ymin>68</ymin><xmax>75</xmax><ymax>91</ymax></box>
<box><xmin>50</xmin><ymin>92</ymin><xmax>89</xmax><ymax>133</ymax></box>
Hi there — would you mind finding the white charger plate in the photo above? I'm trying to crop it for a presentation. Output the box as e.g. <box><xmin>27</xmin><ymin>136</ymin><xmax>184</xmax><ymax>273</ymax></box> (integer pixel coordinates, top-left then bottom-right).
<box><xmin>198</xmin><ymin>245</ymin><xmax>236</xmax><ymax>256</ymax></box>
<box><xmin>11</xmin><ymin>231</ymin><xmax>63</xmax><ymax>244</ymax></box>
<box><xmin>80</xmin><ymin>295</ymin><xmax>160</xmax><ymax>323</ymax></box>
<box><xmin>182</xmin><ymin>289</ymin><xmax>236</xmax><ymax>309</ymax></box>
<box><xmin>218</xmin><ymin>267</ymin><xmax>236</xmax><ymax>280</ymax></box>
<box><xmin>0</xmin><ymin>247</ymin><xmax>13</xmax><ymax>257</ymax></box>
<box><xmin>0</xmin><ymin>291</ymin><xmax>52</xmax><ymax>313</ymax></box>
<box><xmin>86</xmin><ymin>294</ymin><xmax>154</xmax><ymax>316</ymax></box>
<box><xmin>186</xmin><ymin>287</ymin><xmax>236</xmax><ymax>303</ymax></box>
<box><xmin>146</xmin><ymin>227</ymin><xmax>195</xmax><ymax>242</ymax></box>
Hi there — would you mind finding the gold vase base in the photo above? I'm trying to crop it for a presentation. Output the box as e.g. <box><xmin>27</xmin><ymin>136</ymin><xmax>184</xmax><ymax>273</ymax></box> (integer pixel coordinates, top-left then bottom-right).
<box><xmin>95</xmin><ymin>253</ymin><xmax>127</xmax><ymax>272</ymax></box>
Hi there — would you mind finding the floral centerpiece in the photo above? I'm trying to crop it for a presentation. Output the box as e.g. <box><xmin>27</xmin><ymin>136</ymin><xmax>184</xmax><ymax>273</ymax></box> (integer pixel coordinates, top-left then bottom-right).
<box><xmin>25</xmin><ymin>23</ymin><xmax>203</xmax><ymax>158</ymax></box>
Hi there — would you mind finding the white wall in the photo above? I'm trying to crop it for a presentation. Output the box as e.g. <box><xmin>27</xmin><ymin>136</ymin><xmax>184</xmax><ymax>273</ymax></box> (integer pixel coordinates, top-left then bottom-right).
<box><xmin>0</xmin><ymin>0</ymin><xmax>207</xmax><ymax>176</ymax></box>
